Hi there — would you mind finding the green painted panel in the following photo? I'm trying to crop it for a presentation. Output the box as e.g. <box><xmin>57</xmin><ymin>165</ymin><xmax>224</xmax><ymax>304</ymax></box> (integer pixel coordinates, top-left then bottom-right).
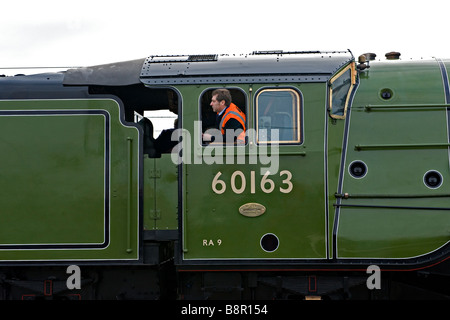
<box><xmin>337</xmin><ymin>60</ymin><xmax>450</xmax><ymax>258</ymax></box>
<box><xmin>180</xmin><ymin>83</ymin><xmax>329</xmax><ymax>260</ymax></box>
<box><xmin>0</xmin><ymin>99</ymin><xmax>140</xmax><ymax>261</ymax></box>
<box><xmin>338</xmin><ymin>208</ymin><xmax>450</xmax><ymax>258</ymax></box>
<box><xmin>183</xmin><ymin>157</ymin><xmax>326</xmax><ymax>260</ymax></box>
<box><xmin>143</xmin><ymin>154</ymin><xmax>178</xmax><ymax>230</ymax></box>
<box><xmin>0</xmin><ymin>113</ymin><xmax>105</xmax><ymax>244</ymax></box>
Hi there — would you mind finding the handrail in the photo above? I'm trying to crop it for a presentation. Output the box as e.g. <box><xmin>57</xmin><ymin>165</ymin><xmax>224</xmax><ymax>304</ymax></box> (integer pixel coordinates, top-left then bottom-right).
<box><xmin>335</xmin><ymin>192</ymin><xmax>450</xmax><ymax>199</ymax></box>
<box><xmin>334</xmin><ymin>203</ymin><xmax>450</xmax><ymax>211</ymax></box>
<box><xmin>355</xmin><ymin>143</ymin><xmax>450</xmax><ymax>151</ymax></box>
<box><xmin>362</xmin><ymin>103</ymin><xmax>450</xmax><ymax>111</ymax></box>
<box><xmin>126</xmin><ymin>137</ymin><xmax>133</xmax><ymax>253</ymax></box>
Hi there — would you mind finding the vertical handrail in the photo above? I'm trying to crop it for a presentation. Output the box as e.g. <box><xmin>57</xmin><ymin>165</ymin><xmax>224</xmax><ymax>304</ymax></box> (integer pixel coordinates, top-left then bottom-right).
<box><xmin>126</xmin><ymin>137</ymin><xmax>133</xmax><ymax>253</ymax></box>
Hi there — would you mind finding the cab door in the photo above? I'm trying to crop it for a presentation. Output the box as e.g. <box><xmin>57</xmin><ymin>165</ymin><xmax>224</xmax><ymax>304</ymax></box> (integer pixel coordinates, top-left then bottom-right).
<box><xmin>180</xmin><ymin>83</ymin><xmax>329</xmax><ymax>262</ymax></box>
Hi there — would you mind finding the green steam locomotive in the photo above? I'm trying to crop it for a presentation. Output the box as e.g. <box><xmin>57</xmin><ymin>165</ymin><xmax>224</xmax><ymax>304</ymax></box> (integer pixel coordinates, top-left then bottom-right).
<box><xmin>0</xmin><ymin>50</ymin><xmax>449</xmax><ymax>299</ymax></box>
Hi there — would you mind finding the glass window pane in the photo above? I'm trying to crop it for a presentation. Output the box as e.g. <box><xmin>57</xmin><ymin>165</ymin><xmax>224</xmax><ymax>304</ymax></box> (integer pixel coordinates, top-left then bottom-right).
<box><xmin>329</xmin><ymin>63</ymin><xmax>356</xmax><ymax>119</ymax></box>
<box><xmin>256</xmin><ymin>89</ymin><xmax>301</xmax><ymax>144</ymax></box>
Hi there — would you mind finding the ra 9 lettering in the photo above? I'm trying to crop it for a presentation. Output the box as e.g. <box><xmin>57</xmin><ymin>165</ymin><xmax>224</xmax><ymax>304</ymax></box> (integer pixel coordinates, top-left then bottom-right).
<box><xmin>212</xmin><ymin>170</ymin><xmax>293</xmax><ymax>195</ymax></box>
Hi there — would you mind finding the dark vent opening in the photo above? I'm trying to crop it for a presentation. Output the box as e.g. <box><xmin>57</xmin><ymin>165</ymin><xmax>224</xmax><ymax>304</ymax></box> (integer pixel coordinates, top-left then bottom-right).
<box><xmin>187</xmin><ymin>55</ymin><xmax>218</xmax><ymax>62</ymax></box>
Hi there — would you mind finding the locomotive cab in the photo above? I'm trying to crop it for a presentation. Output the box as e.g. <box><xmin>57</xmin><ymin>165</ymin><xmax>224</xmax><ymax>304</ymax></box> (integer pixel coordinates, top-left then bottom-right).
<box><xmin>138</xmin><ymin>51</ymin><xmax>358</xmax><ymax>263</ymax></box>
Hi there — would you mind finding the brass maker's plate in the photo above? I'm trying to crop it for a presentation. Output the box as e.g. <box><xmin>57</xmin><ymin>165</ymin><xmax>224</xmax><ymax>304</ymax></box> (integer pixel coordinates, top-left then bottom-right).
<box><xmin>239</xmin><ymin>203</ymin><xmax>266</xmax><ymax>217</ymax></box>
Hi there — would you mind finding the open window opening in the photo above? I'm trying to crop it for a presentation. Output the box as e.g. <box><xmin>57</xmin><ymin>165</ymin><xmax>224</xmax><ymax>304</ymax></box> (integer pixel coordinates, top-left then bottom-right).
<box><xmin>200</xmin><ymin>88</ymin><xmax>247</xmax><ymax>145</ymax></box>
<box><xmin>89</xmin><ymin>84</ymin><xmax>179</xmax><ymax>157</ymax></box>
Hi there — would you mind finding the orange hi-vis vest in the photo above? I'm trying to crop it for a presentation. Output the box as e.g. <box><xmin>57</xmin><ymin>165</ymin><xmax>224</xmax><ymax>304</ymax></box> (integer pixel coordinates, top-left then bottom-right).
<box><xmin>219</xmin><ymin>103</ymin><xmax>246</xmax><ymax>143</ymax></box>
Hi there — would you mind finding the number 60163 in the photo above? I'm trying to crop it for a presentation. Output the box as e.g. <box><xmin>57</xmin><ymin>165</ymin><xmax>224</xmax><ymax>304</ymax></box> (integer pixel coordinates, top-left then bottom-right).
<box><xmin>212</xmin><ymin>170</ymin><xmax>293</xmax><ymax>195</ymax></box>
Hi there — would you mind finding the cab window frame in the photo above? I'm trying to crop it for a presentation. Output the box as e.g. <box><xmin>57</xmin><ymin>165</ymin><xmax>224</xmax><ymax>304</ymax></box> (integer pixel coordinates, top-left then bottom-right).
<box><xmin>255</xmin><ymin>87</ymin><xmax>303</xmax><ymax>145</ymax></box>
<box><xmin>328</xmin><ymin>62</ymin><xmax>356</xmax><ymax>119</ymax></box>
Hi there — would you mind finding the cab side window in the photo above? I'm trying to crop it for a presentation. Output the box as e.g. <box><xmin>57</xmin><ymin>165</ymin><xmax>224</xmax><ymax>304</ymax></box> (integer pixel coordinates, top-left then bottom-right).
<box><xmin>256</xmin><ymin>88</ymin><xmax>302</xmax><ymax>144</ymax></box>
<box><xmin>200</xmin><ymin>88</ymin><xmax>247</xmax><ymax>145</ymax></box>
<box><xmin>329</xmin><ymin>62</ymin><xmax>356</xmax><ymax>119</ymax></box>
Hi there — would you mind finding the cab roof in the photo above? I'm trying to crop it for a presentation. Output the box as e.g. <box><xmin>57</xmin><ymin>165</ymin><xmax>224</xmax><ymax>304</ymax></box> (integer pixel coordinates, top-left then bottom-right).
<box><xmin>64</xmin><ymin>50</ymin><xmax>354</xmax><ymax>86</ymax></box>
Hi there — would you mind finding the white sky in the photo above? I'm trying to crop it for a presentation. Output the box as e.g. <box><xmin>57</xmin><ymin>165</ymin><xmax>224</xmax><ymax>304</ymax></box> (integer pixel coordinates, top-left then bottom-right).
<box><xmin>0</xmin><ymin>0</ymin><xmax>449</xmax><ymax>73</ymax></box>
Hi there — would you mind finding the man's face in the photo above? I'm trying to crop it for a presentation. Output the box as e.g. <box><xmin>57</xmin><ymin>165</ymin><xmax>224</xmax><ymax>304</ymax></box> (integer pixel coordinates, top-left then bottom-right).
<box><xmin>210</xmin><ymin>94</ymin><xmax>225</xmax><ymax>113</ymax></box>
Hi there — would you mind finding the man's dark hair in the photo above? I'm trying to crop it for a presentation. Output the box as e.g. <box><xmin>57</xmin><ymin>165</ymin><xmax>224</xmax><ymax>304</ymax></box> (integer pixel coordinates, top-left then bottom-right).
<box><xmin>212</xmin><ymin>89</ymin><xmax>232</xmax><ymax>107</ymax></box>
